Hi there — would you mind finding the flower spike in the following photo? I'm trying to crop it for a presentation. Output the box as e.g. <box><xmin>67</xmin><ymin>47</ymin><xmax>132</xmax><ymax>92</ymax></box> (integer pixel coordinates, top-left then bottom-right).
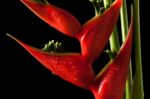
<box><xmin>8</xmin><ymin>1</ymin><xmax>135</xmax><ymax>99</ymax></box>
<box><xmin>21</xmin><ymin>0</ymin><xmax>81</xmax><ymax>37</ymax></box>
<box><xmin>89</xmin><ymin>18</ymin><xmax>133</xmax><ymax>99</ymax></box>
<box><xmin>7</xmin><ymin>34</ymin><xmax>95</xmax><ymax>89</ymax></box>
<box><xmin>79</xmin><ymin>0</ymin><xmax>122</xmax><ymax>64</ymax></box>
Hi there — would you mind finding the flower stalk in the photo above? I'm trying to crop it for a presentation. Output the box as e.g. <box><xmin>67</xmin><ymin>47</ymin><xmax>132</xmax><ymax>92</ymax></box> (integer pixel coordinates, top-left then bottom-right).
<box><xmin>131</xmin><ymin>0</ymin><xmax>144</xmax><ymax>99</ymax></box>
<box><xmin>120</xmin><ymin>1</ymin><xmax>133</xmax><ymax>99</ymax></box>
<box><xmin>103</xmin><ymin>0</ymin><xmax>120</xmax><ymax>52</ymax></box>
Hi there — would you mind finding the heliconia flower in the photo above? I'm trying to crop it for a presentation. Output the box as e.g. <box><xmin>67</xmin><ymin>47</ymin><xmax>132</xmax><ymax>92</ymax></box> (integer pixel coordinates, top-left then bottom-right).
<box><xmin>89</xmin><ymin>19</ymin><xmax>133</xmax><ymax>99</ymax></box>
<box><xmin>7</xmin><ymin>1</ymin><xmax>133</xmax><ymax>98</ymax></box>
<box><xmin>7</xmin><ymin>18</ymin><xmax>132</xmax><ymax>97</ymax></box>
<box><xmin>21</xmin><ymin>0</ymin><xmax>122</xmax><ymax>64</ymax></box>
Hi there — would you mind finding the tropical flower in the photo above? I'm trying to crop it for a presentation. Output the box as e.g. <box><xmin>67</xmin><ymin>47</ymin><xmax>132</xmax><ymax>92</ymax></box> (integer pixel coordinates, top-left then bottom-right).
<box><xmin>7</xmin><ymin>0</ymin><xmax>133</xmax><ymax>99</ymax></box>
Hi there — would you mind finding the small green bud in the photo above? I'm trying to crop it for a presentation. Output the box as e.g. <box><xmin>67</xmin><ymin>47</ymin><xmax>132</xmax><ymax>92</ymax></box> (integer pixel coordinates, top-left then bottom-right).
<box><xmin>42</xmin><ymin>40</ymin><xmax>64</xmax><ymax>53</ymax></box>
<box><xmin>105</xmin><ymin>49</ymin><xmax>117</xmax><ymax>60</ymax></box>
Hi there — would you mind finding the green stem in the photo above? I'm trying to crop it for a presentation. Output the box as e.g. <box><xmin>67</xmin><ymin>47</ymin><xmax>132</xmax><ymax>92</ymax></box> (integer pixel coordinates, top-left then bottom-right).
<box><xmin>120</xmin><ymin>0</ymin><xmax>128</xmax><ymax>42</ymax></box>
<box><xmin>120</xmin><ymin>1</ymin><xmax>133</xmax><ymax>99</ymax></box>
<box><xmin>131</xmin><ymin>0</ymin><xmax>144</xmax><ymax>99</ymax></box>
<box><xmin>103</xmin><ymin>0</ymin><xmax>120</xmax><ymax>52</ymax></box>
<box><xmin>109</xmin><ymin>27</ymin><xmax>120</xmax><ymax>51</ymax></box>
<box><xmin>103</xmin><ymin>0</ymin><xmax>112</xmax><ymax>9</ymax></box>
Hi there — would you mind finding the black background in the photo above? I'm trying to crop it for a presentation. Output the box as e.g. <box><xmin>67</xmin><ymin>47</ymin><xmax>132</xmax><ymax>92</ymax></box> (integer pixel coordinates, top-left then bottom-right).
<box><xmin>0</xmin><ymin>0</ymin><xmax>149</xmax><ymax>99</ymax></box>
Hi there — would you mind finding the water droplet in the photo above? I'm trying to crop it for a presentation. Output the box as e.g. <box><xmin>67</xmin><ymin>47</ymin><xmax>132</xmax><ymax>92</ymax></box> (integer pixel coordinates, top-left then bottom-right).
<box><xmin>51</xmin><ymin>11</ymin><xmax>56</xmax><ymax>16</ymax></box>
<box><xmin>52</xmin><ymin>60</ymin><xmax>58</xmax><ymax>65</ymax></box>
<box><xmin>56</xmin><ymin>18</ymin><xmax>62</xmax><ymax>22</ymax></box>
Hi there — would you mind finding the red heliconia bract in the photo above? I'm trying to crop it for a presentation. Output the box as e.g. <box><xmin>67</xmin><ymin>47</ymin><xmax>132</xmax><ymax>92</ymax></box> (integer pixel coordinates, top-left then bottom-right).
<box><xmin>21</xmin><ymin>0</ymin><xmax>82</xmax><ymax>37</ymax></box>
<box><xmin>7</xmin><ymin>34</ymin><xmax>95</xmax><ymax>89</ymax></box>
<box><xmin>79</xmin><ymin>0</ymin><xmax>122</xmax><ymax>64</ymax></box>
<box><xmin>89</xmin><ymin>19</ymin><xmax>133</xmax><ymax>99</ymax></box>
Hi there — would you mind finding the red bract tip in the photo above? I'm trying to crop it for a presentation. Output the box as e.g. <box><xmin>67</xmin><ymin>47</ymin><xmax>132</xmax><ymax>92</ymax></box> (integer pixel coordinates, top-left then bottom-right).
<box><xmin>89</xmin><ymin>18</ymin><xmax>133</xmax><ymax>99</ymax></box>
<box><xmin>21</xmin><ymin>0</ymin><xmax>81</xmax><ymax>37</ymax></box>
<box><xmin>7</xmin><ymin>34</ymin><xmax>95</xmax><ymax>89</ymax></box>
<box><xmin>79</xmin><ymin>0</ymin><xmax>122</xmax><ymax>64</ymax></box>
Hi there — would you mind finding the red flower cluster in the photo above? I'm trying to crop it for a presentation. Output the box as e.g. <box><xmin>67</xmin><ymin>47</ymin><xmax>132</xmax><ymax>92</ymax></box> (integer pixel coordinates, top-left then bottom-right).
<box><xmin>8</xmin><ymin>0</ymin><xmax>133</xmax><ymax>99</ymax></box>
